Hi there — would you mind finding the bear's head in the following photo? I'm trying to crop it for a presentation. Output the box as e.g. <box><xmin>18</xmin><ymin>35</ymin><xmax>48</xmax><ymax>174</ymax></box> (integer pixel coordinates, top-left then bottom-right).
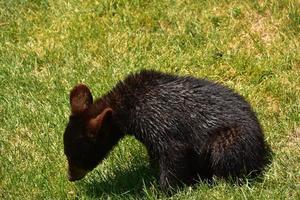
<box><xmin>63</xmin><ymin>84</ymin><xmax>114</xmax><ymax>181</ymax></box>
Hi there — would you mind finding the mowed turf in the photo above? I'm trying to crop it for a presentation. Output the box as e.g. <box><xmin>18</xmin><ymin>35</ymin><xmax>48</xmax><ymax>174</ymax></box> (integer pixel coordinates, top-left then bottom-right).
<box><xmin>0</xmin><ymin>0</ymin><xmax>299</xmax><ymax>199</ymax></box>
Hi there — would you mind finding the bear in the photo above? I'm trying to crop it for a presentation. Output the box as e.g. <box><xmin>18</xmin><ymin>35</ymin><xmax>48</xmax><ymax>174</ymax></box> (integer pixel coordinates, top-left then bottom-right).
<box><xmin>63</xmin><ymin>69</ymin><xmax>270</xmax><ymax>192</ymax></box>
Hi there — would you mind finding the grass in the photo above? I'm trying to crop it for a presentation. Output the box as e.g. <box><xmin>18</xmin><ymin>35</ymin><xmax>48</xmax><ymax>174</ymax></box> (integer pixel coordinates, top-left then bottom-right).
<box><xmin>0</xmin><ymin>0</ymin><xmax>299</xmax><ymax>199</ymax></box>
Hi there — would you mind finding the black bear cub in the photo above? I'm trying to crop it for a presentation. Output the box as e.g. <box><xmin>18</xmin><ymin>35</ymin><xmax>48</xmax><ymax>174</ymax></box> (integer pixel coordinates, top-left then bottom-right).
<box><xmin>63</xmin><ymin>70</ymin><xmax>269</xmax><ymax>191</ymax></box>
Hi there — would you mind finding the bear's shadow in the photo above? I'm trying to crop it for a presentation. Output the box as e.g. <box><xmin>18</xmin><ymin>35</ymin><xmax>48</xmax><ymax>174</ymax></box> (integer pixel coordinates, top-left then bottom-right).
<box><xmin>81</xmin><ymin>164</ymin><xmax>157</xmax><ymax>198</ymax></box>
<box><xmin>81</xmin><ymin>149</ymin><xmax>273</xmax><ymax>198</ymax></box>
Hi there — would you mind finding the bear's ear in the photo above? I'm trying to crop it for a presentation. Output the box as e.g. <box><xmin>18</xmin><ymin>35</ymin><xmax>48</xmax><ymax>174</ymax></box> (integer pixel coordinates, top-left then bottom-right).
<box><xmin>88</xmin><ymin>108</ymin><xmax>113</xmax><ymax>136</ymax></box>
<box><xmin>70</xmin><ymin>84</ymin><xmax>93</xmax><ymax>116</ymax></box>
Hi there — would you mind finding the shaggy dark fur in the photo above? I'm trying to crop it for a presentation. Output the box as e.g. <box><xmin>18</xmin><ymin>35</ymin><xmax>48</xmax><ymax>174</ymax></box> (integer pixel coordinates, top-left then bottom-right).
<box><xmin>63</xmin><ymin>70</ymin><xmax>270</xmax><ymax>191</ymax></box>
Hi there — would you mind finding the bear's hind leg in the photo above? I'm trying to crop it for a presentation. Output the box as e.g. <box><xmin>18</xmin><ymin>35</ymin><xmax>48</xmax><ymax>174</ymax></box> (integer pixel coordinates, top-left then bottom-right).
<box><xmin>209</xmin><ymin>127</ymin><xmax>267</xmax><ymax>179</ymax></box>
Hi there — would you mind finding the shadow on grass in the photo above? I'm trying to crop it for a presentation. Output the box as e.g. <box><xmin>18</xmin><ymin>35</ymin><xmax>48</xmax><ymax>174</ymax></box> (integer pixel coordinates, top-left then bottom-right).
<box><xmin>81</xmin><ymin>146</ymin><xmax>273</xmax><ymax>198</ymax></box>
<box><xmin>81</xmin><ymin>165</ymin><xmax>158</xmax><ymax>198</ymax></box>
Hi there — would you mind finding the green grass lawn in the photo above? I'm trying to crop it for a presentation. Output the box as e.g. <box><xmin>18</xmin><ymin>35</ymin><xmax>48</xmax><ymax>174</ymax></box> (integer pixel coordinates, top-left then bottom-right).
<box><xmin>0</xmin><ymin>0</ymin><xmax>299</xmax><ymax>199</ymax></box>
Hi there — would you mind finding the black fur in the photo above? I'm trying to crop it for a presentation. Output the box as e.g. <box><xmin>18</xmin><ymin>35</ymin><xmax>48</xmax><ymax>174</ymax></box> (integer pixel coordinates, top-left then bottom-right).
<box><xmin>63</xmin><ymin>70</ymin><xmax>270</xmax><ymax>191</ymax></box>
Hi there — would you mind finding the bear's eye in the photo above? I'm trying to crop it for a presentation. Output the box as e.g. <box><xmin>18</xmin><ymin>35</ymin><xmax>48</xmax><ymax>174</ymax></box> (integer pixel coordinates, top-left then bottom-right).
<box><xmin>70</xmin><ymin>137</ymin><xmax>96</xmax><ymax>161</ymax></box>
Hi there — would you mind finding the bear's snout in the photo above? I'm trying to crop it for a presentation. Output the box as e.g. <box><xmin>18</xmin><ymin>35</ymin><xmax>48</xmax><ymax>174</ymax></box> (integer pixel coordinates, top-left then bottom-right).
<box><xmin>68</xmin><ymin>164</ymin><xmax>88</xmax><ymax>182</ymax></box>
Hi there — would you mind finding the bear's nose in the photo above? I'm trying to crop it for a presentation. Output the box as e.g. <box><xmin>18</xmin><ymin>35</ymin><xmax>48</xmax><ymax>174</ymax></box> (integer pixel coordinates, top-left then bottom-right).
<box><xmin>68</xmin><ymin>164</ymin><xmax>88</xmax><ymax>181</ymax></box>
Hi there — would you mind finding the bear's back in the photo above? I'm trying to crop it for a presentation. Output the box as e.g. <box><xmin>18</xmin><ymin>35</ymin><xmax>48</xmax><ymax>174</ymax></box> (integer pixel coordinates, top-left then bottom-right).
<box><xmin>111</xmin><ymin>70</ymin><xmax>259</xmax><ymax>151</ymax></box>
